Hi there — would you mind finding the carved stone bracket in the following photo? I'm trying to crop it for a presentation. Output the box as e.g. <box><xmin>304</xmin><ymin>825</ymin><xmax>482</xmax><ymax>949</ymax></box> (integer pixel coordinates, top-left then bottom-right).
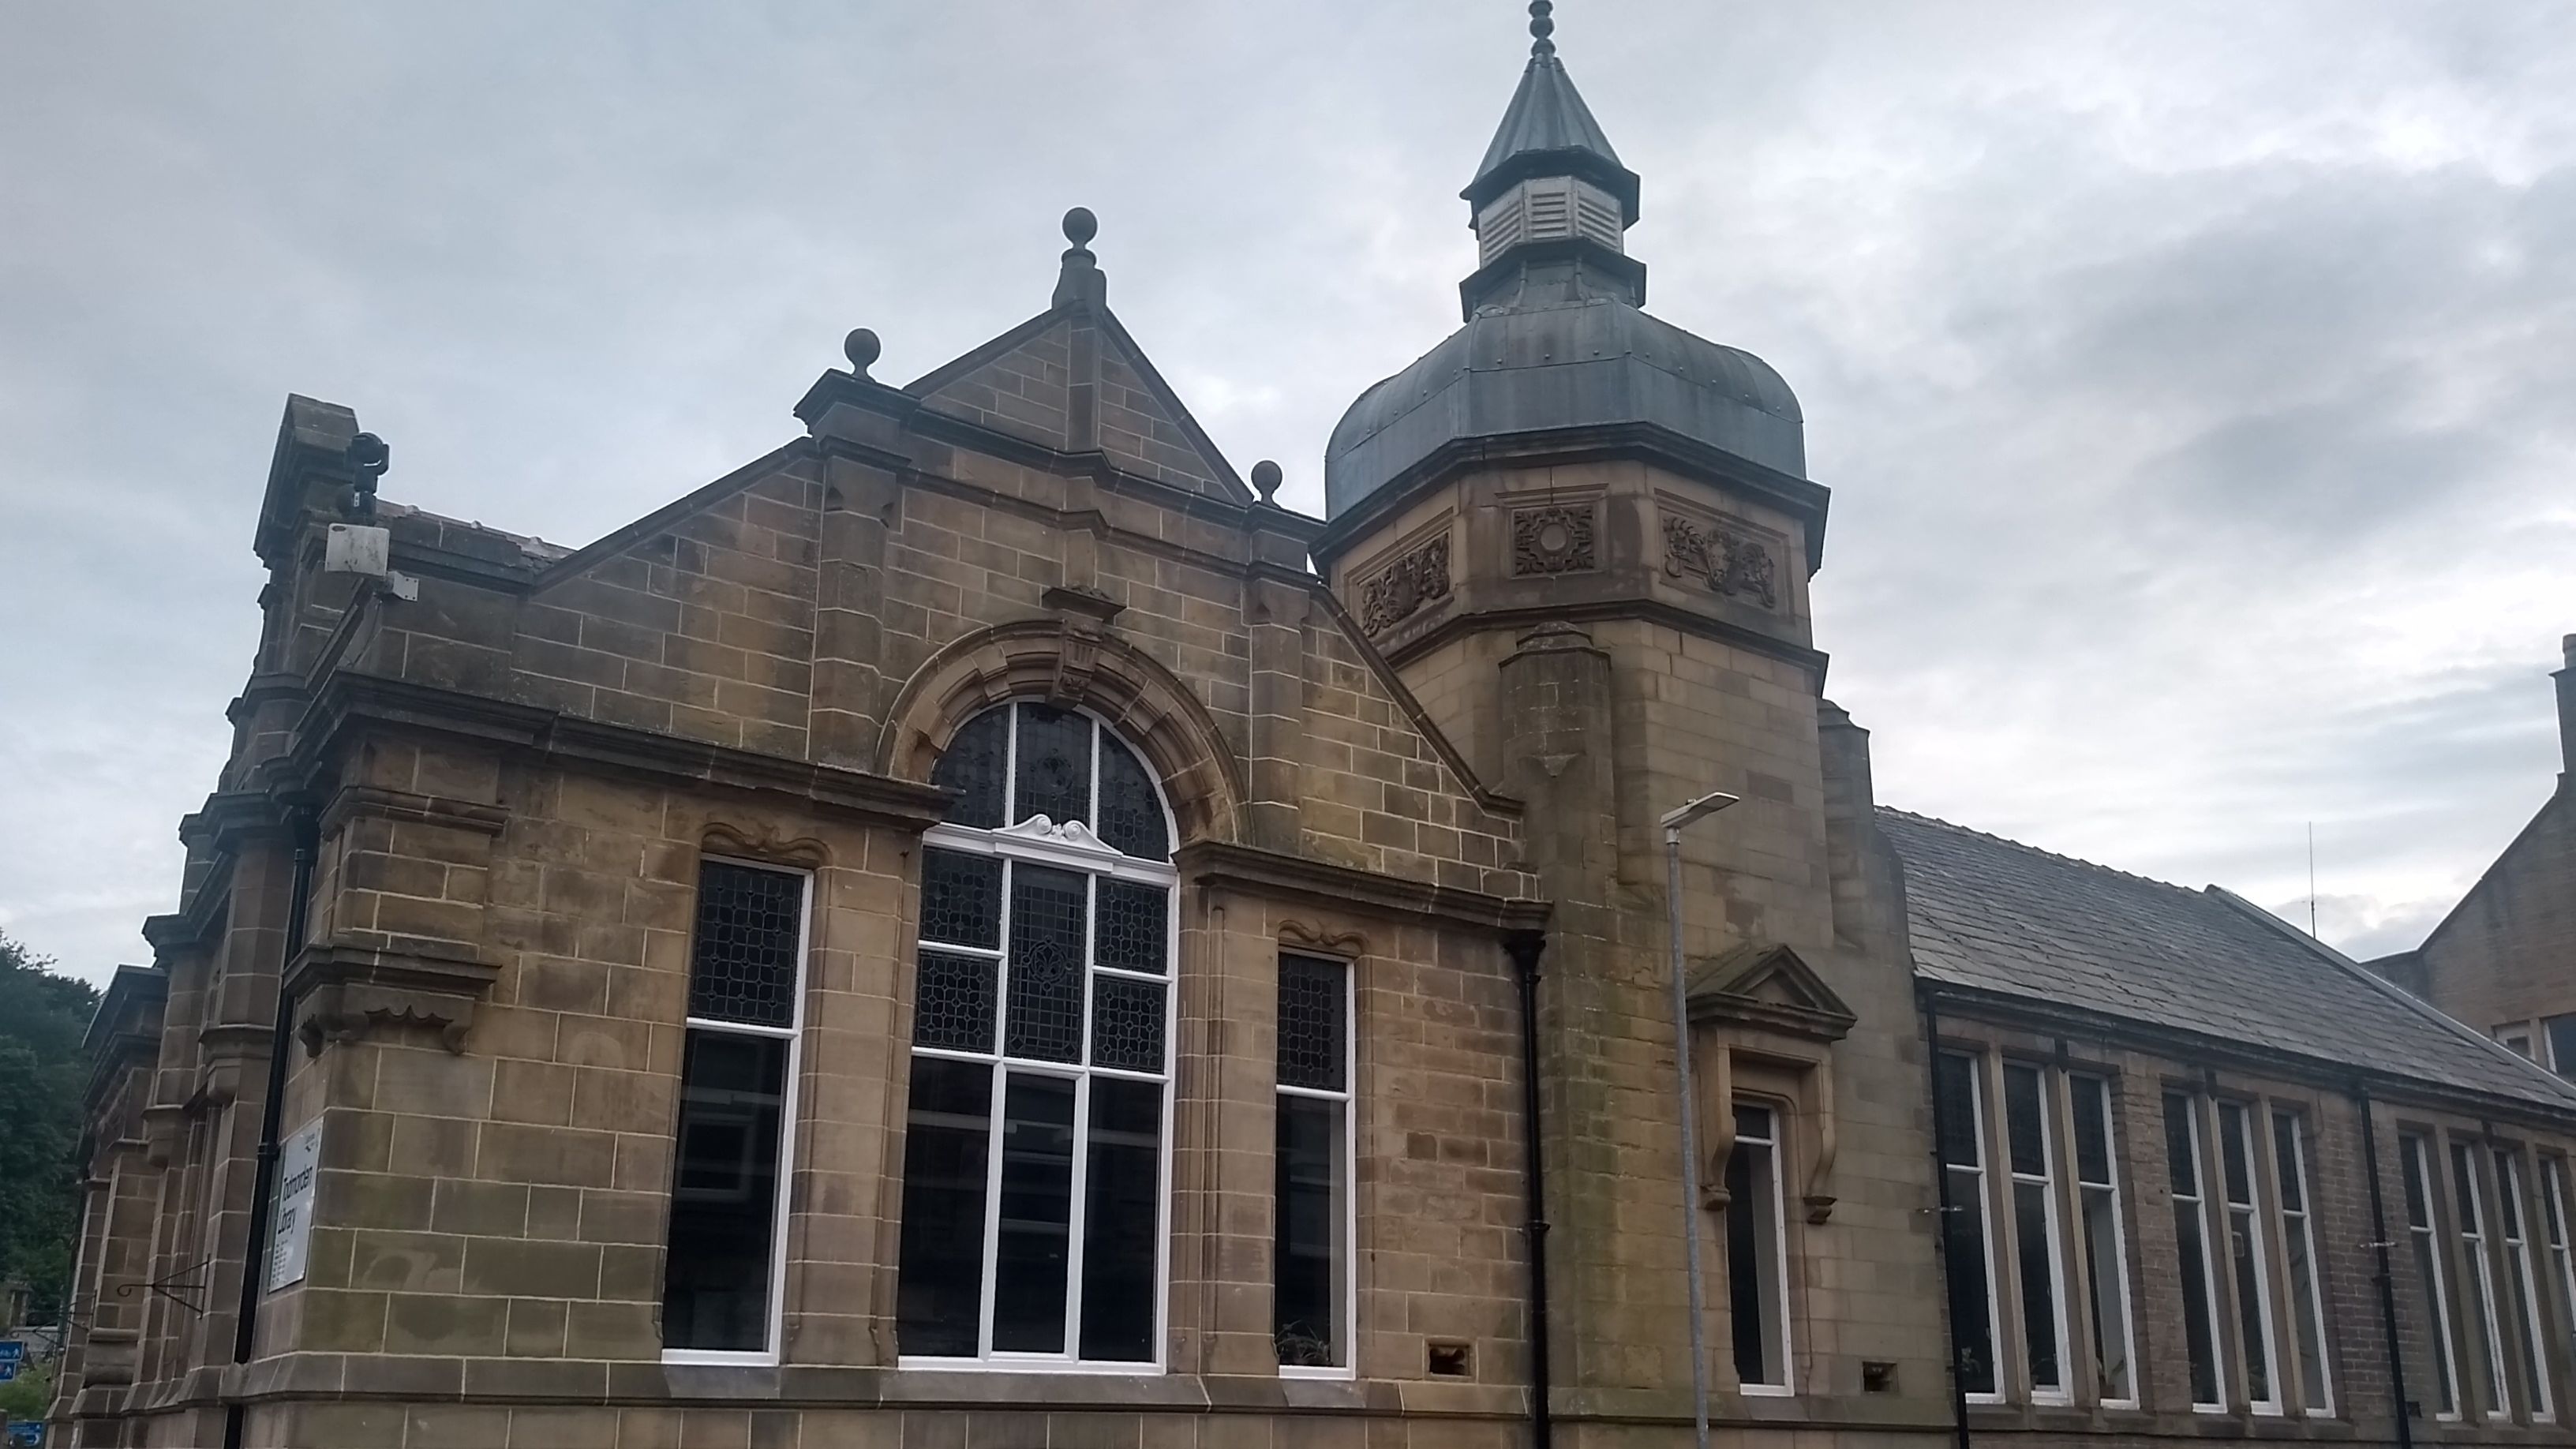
<box><xmin>288</xmin><ymin>939</ymin><xmax>501</xmax><ymax>1056</ymax></box>
<box><xmin>1661</xmin><ymin>512</ymin><xmax>1778</xmax><ymax>609</ymax></box>
<box><xmin>1511</xmin><ymin>504</ymin><xmax>1597</xmax><ymax>576</ymax></box>
<box><xmin>1360</xmin><ymin>533</ymin><xmax>1452</xmax><ymax>635</ymax></box>
<box><xmin>1278</xmin><ymin>919</ymin><xmax>1369</xmax><ymax>958</ymax></box>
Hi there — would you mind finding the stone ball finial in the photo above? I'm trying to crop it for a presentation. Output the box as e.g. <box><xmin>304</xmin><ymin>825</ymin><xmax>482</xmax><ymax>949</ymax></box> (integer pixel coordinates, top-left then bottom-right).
<box><xmin>1250</xmin><ymin>459</ymin><xmax>1282</xmax><ymax>503</ymax></box>
<box><xmin>844</xmin><ymin>328</ymin><xmax>882</xmax><ymax>378</ymax></box>
<box><xmin>1063</xmin><ymin>207</ymin><xmax>1099</xmax><ymax>249</ymax></box>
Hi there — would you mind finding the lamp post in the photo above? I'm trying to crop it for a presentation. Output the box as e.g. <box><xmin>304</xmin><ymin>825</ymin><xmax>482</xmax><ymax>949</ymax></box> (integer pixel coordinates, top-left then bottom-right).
<box><xmin>1660</xmin><ymin>788</ymin><xmax>1739</xmax><ymax>1449</ymax></box>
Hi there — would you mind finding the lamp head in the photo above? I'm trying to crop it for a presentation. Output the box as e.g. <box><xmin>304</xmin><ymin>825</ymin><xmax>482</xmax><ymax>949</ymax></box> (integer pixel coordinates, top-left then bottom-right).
<box><xmin>1659</xmin><ymin>789</ymin><xmax>1742</xmax><ymax>841</ymax></box>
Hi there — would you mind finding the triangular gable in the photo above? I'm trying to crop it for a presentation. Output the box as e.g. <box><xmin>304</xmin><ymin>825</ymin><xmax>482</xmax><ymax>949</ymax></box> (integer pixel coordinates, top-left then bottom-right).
<box><xmin>1687</xmin><ymin>941</ymin><xmax>1856</xmax><ymax>1042</ymax></box>
<box><xmin>907</xmin><ymin>305</ymin><xmax>1251</xmax><ymax>504</ymax></box>
<box><xmin>912</xmin><ymin>312</ymin><xmax>1077</xmax><ymax>451</ymax></box>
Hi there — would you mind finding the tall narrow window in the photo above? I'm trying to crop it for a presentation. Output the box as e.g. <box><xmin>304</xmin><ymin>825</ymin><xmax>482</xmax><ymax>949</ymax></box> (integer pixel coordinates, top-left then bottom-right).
<box><xmin>1936</xmin><ymin>1052</ymin><xmax>2001</xmax><ymax>1401</ymax></box>
<box><xmin>2217</xmin><ymin>1103</ymin><xmax>2281</xmax><ymax>1413</ymax></box>
<box><xmin>1275</xmin><ymin>953</ymin><xmax>1353</xmax><ymax>1375</ymax></box>
<box><xmin>2547</xmin><ymin>1017</ymin><xmax>2576</xmax><ymax>1083</ymax></box>
<box><xmin>661</xmin><ymin>859</ymin><xmax>808</xmax><ymax>1360</ymax></box>
<box><xmin>2404</xmin><ymin>1135</ymin><xmax>2463</xmax><ymax>1419</ymax></box>
<box><xmin>2069</xmin><ymin>1075</ymin><xmax>2135</xmax><ymax>1406</ymax></box>
<box><xmin>2496</xmin><ymin>1151</ymin><xmax>2554</xmax><ymax>1423</ymax></box>
<box><xmin>2271</xmin><ymin>1112</ymin><xmax>2331</xmax><ymax>1414</ymax></box>
<box><xmin>1728</xmin><ymin>1103</ymin><xmax>1792</xmax><ymax>1393</ymax></box>
<box><xmin>2545</xmin><ymin>1162</ymin><xmax>2576</xmax><ymax>1386</ymax></box>
<box><xmin>2002</xmin><ymin>1063</ymin><xmax>2069</xmax><ymax>1401</ymax></box>
<box><xmin>896</xmin><ymin>702</ymin><xmax>1176</xmax><ymax>1368</ymax></box>
<box><xmin>2453</xmin><ymin>1141</ymin><xmax>2512</xmax><ymax>1418</ymax></box>
<box><xmin>2166</xmin><ymin>1093</ymin><xmax>2226</xmax><ymax>1410</ymax></box>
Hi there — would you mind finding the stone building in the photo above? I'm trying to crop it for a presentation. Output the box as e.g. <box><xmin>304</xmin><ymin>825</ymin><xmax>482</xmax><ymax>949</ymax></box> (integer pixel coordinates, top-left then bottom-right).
<box><xmin>51</xmin><ymin>10</ymin><xmax>2576</xmax><ymax>1449</ymax></box>
<box><xmin>2371</xmin><ymin>639</ymin><xmax>2576</xmax><ymax>1071</ymax></box>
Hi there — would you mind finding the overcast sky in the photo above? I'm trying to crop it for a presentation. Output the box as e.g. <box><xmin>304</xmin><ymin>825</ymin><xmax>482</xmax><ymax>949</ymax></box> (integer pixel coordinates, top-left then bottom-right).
<box><xmin>5</xmin><ymin>2</ymin><xmax>2571</xmax><ymax>985</ymax></box>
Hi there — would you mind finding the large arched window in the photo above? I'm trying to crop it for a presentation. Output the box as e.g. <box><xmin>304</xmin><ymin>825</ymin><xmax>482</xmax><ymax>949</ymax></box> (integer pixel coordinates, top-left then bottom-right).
<box><xmin>895</xmin><ymin>702</ymin><xmax>1176</xmax><ymax>1368</ymax></box>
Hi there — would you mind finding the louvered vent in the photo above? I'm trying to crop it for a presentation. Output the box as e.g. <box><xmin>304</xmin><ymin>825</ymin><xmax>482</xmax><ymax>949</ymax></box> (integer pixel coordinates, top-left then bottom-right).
<box><xmin>1474</xmin><ymin>179</ymin><xmax>1627</xmax><ymax>264</ymax></box>
<box><xmin>1574</xmin><ymin>189</ymin><xmax>1622</xmax><ymax>249</ymax></box>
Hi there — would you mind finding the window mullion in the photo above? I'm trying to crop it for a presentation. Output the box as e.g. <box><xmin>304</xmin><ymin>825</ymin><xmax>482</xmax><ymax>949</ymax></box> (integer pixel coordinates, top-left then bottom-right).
<box><xmin>975</xmin><ymin>1055</ymin><xmax>1009</xmax><ymax>1358</ymax></box>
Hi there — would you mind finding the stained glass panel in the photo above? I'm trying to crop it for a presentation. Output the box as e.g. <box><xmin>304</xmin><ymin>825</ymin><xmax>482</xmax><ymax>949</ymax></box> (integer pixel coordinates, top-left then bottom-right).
<box><xmin>1012</xmin><ymin>703</ymin><xmax>1092</xmax><ymax>829</ymax></box>
<box><xmin>934</xmin><ymin>708</ymin><xmax>1009</xmax><ymax>828</ymax></box>
<box><xmin>1005</xmin><ymin>865</ymin><xmax>1088</xmax><ymax>1061</ymax></box>
<box><xmin>1094</xmin><ymin>880</ymin><xmax>1167</xmax><ymax>975</ymax></box>
<box><xmin>1092</xmin><ymin>975</ymin><xmax>1166</xmax><ymax>1072</ymax></box>
<box><xmin>920</xmin><ymin>848</ymin><xmax>1002</xmax><ymax>950</ymax></box>
<box><xmin>1096</xmin><ymin>732</ymin><xmax>1169</xmax><ymax>860</ymax></box>
<box><xmin>687</xmin><ymin>862</ymin><xmax>805</xmax><ymax>1028</ymax></box>
<box><xmin>914</xmin><ymin>950</ymin><xmax>998</xmax><ymax>1052</ymax></box>
<box><xmin>1278</xmin><ymin>954</ymin><xmax>1346</xmax><ymax>1093</ymax></box>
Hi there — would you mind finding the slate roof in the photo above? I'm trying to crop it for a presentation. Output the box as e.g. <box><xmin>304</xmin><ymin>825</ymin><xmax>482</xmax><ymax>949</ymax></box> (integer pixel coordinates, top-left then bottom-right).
<box><xmin>1879</xmin><ymin>807</ymin><xmax>2576</xmax><ymax>1114</ymax></box>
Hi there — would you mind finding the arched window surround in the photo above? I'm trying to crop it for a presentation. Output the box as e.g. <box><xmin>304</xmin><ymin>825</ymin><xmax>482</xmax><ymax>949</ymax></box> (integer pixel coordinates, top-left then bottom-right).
<box><xmin>894</xmin><ymin>700</ymin><xmax>1180</xmax><ymax>1372</ymax></box>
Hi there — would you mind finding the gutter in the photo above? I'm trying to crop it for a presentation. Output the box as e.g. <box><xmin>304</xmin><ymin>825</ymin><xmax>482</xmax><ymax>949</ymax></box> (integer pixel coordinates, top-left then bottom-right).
<box><xmin>2354</xmin><ymin>1085</ymin><xmax>2416</xmax><ymax>1449</ymax></box>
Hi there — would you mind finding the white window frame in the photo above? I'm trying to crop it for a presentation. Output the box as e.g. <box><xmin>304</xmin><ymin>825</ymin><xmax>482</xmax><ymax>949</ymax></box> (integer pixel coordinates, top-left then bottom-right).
<box><xmin>661</xmin><ymin>857</ymin><xmax>811</xmax><ymax>1368</ymax></box>
<box><xmin>2406</xmin><ymin>1135</ymin><xmax>2466</xmax><ymax>1421</ymax></box>
<box><xmin>2169</xmin><ymin>1094</ymin><xmax>2229</xmax><ymax>1413</ymax></box>
<box><xmin>2545</xmin><ymin>1159</ymin><xmax>2576</xmax><ymax>1395</ymax></box>
<box><xmin>2270</xmin><ymin>1111</ymin><xmax>2334</xmax><ymax>1417</ymax></box>
<box><xmin>1732</xmin><ymin>1101</ymin><xmax>1795</xmax><ymax>1395</ymax></box>
<box><xmin>2001</xmin><ymin>1061</ymin><xmax>2072</xmax><ymax>1406</ymax></box>
<box><xmin>2496</xmin><ymin>1149</ymin><xmax>2555</xmax><ymax>1424</ymax></box>
<box><xmin>2069</xmin><ymin>1073</ymin><xmax>2137</xmax><ymax>1410</ymax></box>
<box><xmin>2454</xmin><ymin>1140</ymin><xmax>2515</xmax><ymax>1421</ymax></box>
<box><xmin>2215</xmin><ymin>1102</ymin><xmax>2284</xmax><ymax>1415</ymax></box>
<box><xmin>1275</xmin><ymin>953</ymin><xmax>1358</xmax><ymax>1381</ymax></box>
<box><xmin>898</xmin><ymin>704</ymin><xmax>1181</xmax><ymax>1374</ymax></box>
<box><xmin>1941</xmin><ymin>1051</ymin><xmax>2006</xmax><ymax>1406</ymax></box>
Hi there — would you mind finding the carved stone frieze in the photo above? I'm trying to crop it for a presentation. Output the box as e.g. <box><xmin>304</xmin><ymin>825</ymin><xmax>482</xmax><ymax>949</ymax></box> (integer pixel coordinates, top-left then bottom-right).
<box><xmin>1511</xmin><ymin>504</ymin><xmax>1597</xmax><ymax>576</ymax></box>
<box><xmin>1359</xmin><ymin>533</ymin><xmax>1451</xmax><ymax>635</ymax></box>
<box><xmin>1661</xmin><ymin>512</ymin><xmax>1778</xmax><ymax>609</ymax></box>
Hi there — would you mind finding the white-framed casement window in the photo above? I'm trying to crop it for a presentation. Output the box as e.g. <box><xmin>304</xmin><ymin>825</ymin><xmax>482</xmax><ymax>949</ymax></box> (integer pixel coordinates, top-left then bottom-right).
<box><xmin>1935</xmin><ymin>1051</ymin><xmax>2003</xmax><ymax>1402</ymax></box>
<box><xmin>660</xmin><ymin>857</ymin><xmax>811</xmax><ymax>1364</ymax></box>
<box><xmin>2544</xmin><ymin>1160</ymin><xmax>2576</xmax><ymax>1384</ymax></box>
<box><xmin>2164</xmin><ymin>1092</ymin><xmax>2227</xmax><ymax>1412</ymax></box>
<box><xmin>1275</xmin><ymin>951</ymin><xmax>1355</xmax><ymax>1377</ymax></box>
<box><xmin>893</xmin><ymin>701</ymin><xmax>1178</xmax><ymax>1370</ymax></box>
<box><xmin>2495</xmin><ymin>1150</ymin><xmax>2555</xmax><ymax>1424</ymax></box>
<box><xmin>1726</xmin><ymin>1101</ymin><xmax>1793</xmax><ymax>1394</ymax></box>
<box><xmin>2403</xmin><ymin>1134</ymin><xmax>2465</xmax><ymax>1419</ymax></box>
<box><xmin>2000</xmin><ymin>1062</ymin><xmax>2072</xmax><ymax>1403</ymax></box>
<box><xmin>2452</xmin><ymin>1140</ymin><xmax>2514</xmax><ymax>1418</ymax></box>
<box><xmin>2215</xmin><ymin>1102</ymin><xmax>2283</xmax><ymax>1414</ymax></box>
<box><xmin>2269</xmin><ymin>1111</ymin><xmax>2333</xmax><ymax>1415</ymax></box>
<box><xmin>2068</xmin><ymin>1074</ymin><xmax>2136</xmax><ymax>1408</ymax></box>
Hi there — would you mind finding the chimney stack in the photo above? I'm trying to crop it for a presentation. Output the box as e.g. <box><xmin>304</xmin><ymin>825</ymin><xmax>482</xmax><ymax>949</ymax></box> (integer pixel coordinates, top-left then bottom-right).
<box><xmin>2557</xmin><ymin>633</ymin><xmax>2576</xmax><ymax>781</ymax></box>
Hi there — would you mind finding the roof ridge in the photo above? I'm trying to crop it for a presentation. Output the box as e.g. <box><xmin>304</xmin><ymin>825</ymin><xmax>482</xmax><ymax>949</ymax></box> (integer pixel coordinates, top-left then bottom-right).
<box><xmin>1874</xmin><ymin>805</ymin><xmax>2197</xmax><ymax>897</ymax></box>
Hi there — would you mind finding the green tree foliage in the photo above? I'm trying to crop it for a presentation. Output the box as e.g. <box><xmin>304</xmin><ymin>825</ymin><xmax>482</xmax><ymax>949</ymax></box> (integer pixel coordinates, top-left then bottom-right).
<box><xmin>0</xmin><ymin>1360</ymin><xmax>54</xmax><ymax>1425</ymax></box>
<box><xmin>0</xmin><ymin>933</ymin><xmax>101</xmax><ymax>1326</ymax></box>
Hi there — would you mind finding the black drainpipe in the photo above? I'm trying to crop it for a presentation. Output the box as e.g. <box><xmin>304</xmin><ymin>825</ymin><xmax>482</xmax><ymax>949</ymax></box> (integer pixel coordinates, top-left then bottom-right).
<box><xmin>1504</xmin><ymin>929</ymin><xmax>1554</xmax><ymax>1449</ymax></box>
<box><xmin>223</xmin><ymin>812</ymin><xmax>316</xmax><ymax>1449</ymax></box>
<box><xmin>2356</xmin><ymin>1084</ymin><xmax>2416</xmax><ymax>1449</ymax></box>
<box><xmin>1919</xmin><ymin>990</ymin><xmax>1971</xmax><ymax>1449</ymax></box>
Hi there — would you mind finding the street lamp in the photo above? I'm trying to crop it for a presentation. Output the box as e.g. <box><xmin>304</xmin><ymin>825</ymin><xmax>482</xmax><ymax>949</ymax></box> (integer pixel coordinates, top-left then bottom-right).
<box><xmin>1660</xmin><ymin>788</ymin><xmax>1739</xmax><ymax>1449</ymax></box>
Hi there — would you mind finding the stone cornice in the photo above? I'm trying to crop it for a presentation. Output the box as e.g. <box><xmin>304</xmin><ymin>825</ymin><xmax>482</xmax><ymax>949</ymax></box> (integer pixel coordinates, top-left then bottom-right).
<box><xmin>1384</xmin><ymin>596</ymin><xmax>1831</xmax><ymax>691</ymax></box>
<box><xmin>317</xmin><ymin>783</ymin><xmax>509</xmax><ymax>841</ymax></box>
<box><xmin>1311</xmin><ymin>419</ymin><xmax>1832</xmax><ymax>575</ymax></box>
<box><xmin>1178</xmin><ymin>839</ymin><xmax>1548</xmax><ymax>938</ymax></box>
<box><xmin>290</xmin><ymin>670</ymin><xmax>953</xmax><ymax>833</ymax></box>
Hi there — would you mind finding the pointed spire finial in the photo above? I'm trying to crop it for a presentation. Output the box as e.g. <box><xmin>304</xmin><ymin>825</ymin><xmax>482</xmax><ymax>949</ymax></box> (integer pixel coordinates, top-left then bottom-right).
<box><xmin>1529</xmin><ymin>1</ymin><xmax>1556</xmax><ymax>59</ymax></box>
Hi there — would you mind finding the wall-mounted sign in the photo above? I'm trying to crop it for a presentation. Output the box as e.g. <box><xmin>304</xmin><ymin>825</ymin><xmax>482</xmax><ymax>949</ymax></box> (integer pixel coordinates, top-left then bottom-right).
<box><xmin>265</xmin><ymin>1120</ymin><xmax>324</xmax><ymax>1292</ymax></box>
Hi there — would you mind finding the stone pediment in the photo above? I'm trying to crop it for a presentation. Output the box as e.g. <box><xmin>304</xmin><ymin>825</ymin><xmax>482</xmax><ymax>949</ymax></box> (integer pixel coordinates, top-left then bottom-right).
<box><xmin>1686</xmin><ymin>940</ymin><xmax>1855</xmax><ymax>1043</ymax></box>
